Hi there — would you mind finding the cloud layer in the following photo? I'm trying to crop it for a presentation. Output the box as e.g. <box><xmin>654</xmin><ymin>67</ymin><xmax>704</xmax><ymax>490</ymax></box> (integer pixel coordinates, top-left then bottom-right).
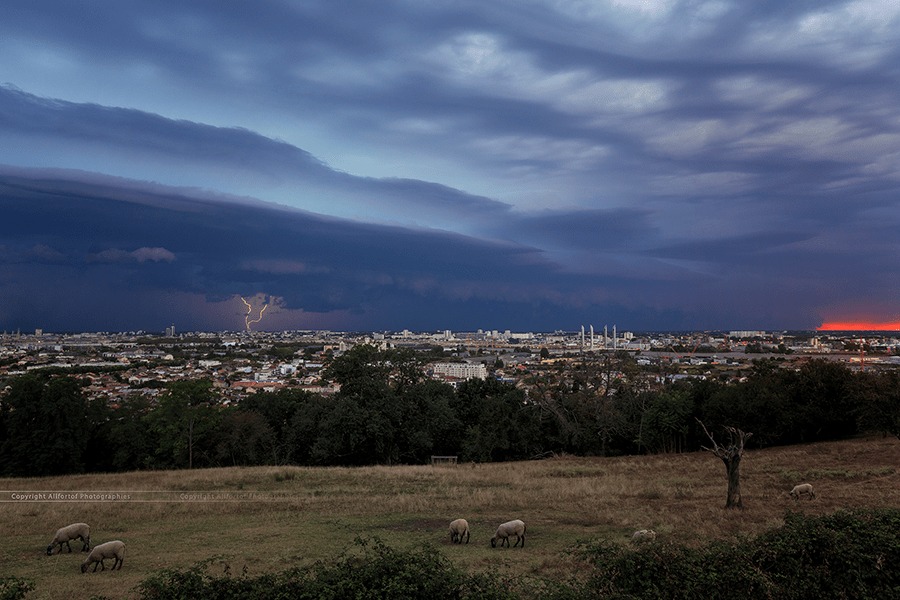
<box><xmin>1</xmin><ymin>1</ymin><xmax>899</xmax><ymax>331</ymax></box>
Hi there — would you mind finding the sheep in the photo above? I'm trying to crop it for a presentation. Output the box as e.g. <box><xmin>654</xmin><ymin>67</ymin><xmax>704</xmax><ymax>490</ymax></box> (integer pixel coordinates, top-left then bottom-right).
<box><xmin>490</xmin><ymin>519</ymin><xmax>526</xmax><ymax>548</ymax></box>
<box><xmin>81</xmin><ymin>541</ymin><xmax>125</xmax><ymax>573</ymax></box>
<box><xmin>46</xmin><ymin>523</ymin><xmax>91</xmax><ymax>556</ymax></box>
<box><xmin>631</xmin><ymin>529</ymin><xmax>657</xmax><ymax>543</ymax></box>
<box><xmin>449</xmin><ymin>518</ymin><xmax>470</xmax><ymax>544</ymax></box>
<box><xmin>790</xmin><ymin>483</ymin><xmax>816</xmax><ymax>501</ymax></box>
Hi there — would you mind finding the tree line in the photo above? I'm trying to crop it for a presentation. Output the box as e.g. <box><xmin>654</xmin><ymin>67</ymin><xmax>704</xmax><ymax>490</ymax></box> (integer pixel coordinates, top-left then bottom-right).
<box><xmin>1</xmin><ymin>345</ymin><xmax>899</xmax><ymax>476</ymax></box>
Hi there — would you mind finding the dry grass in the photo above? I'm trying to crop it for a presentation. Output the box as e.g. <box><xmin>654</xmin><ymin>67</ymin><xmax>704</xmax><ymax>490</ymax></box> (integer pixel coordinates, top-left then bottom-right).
<box><xmin>3</xmin><ymin>435</ymin><xmax>899</xmax><ymax>599</ymax></box>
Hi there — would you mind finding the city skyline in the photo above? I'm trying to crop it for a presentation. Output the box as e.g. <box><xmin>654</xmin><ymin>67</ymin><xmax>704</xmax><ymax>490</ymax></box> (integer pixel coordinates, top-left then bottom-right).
<box><xmin>2</xmin><ymin>1</ymin><xmax>900</xmax><ymax>333</ymax></box>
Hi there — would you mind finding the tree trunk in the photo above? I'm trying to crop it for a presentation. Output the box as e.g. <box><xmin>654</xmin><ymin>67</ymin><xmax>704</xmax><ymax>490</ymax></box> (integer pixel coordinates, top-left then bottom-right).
<box><xmin>722</xmin><ymin>452</ymin><xmax>743</xmax><ymax>509</ymax></box>
<box><xmin>697</xmin><ymin>419</ymin><xmax>752</xmax><ymax>510</ymax></box>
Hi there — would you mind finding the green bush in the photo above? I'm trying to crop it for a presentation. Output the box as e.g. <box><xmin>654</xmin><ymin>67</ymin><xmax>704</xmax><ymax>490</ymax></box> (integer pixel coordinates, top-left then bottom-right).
<box><xmin>0</xmin><ymin>578</ymin><xmax>34</xmax><ymax>600</ymax></box>
<box><xmin>574</xmin><ymin>508</ymin><xmax>900</xmax><ymax>600</ymax></box>
<box><xmin>135</xmin><ymin>538</ymin><xmax>520</xmax><ymax>600</ymax></box>
<box><xmin>752</xmin><ymin>509</ymin><xmax>900</xmax><ymax>599</ymax></box>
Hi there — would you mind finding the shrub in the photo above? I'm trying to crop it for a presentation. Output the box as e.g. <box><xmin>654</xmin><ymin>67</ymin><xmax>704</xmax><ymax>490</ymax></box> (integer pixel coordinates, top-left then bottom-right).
<box><xmin>573</xmin><ymin>508</ymin><xmax>900</xmax><ymax>600</ymax></box>
<box><xmin>0</xmin><ymin>578</ymin><xmax>34</xmax><ymax>600</ymax></box>
<box><xmin>135</xmin><ymin>537</ymin><xmax>520</xmax><ymax>600</ymax></box>
<box><xmin>751</xmin><ymin>509</ymin><xmax>900</xmax><ymax>599</ymax></box>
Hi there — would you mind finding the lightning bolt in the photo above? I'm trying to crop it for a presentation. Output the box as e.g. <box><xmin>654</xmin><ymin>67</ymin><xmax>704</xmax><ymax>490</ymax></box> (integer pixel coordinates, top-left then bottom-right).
<box><xmin>241</xmin><ymin>296</ymin><xmax>268</xmax><ymax>331</ymax></box>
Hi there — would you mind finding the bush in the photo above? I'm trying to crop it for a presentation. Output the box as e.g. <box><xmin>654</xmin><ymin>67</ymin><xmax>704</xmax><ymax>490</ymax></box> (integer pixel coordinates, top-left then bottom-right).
<box><xmin>135</xmin><ymin>538</ymin><xmax>520</xmax><ymax>600</ymax></box>
<box><xmin>752</xmin><ymin>509</ymin><xmax>900</xmax><ymax>599</ymax></box>
<box><xmin>573</xmin><ymin>508</ymin><xmax>900</xmax><ymax>600</ymax></box>
<box><xmin>0</xmin><ymin>578</ymin><xmax>34</xmax><ymax>600</ymax></box>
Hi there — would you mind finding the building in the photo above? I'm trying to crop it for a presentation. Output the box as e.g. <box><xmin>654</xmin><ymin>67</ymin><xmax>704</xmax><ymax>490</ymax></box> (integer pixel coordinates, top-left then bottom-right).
<box><xmin>432</xmin><ymin>362</ymin><xmax>488</xmax><ymax>380</ymax></box>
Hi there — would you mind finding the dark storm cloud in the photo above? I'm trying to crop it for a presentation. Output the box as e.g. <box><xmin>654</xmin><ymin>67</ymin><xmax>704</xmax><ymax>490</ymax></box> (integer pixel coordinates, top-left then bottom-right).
<box><xmin>502</xmin><ymin>208</ymin><xmax>660</xmax><ymax>252</ymax></box>
<box><xmin>0</xmin><ymin>170</ymin><xmax>555</xmax><ymax>330</ymax></box>
<box><xmin>2</xmin><ymin>1</ymin><xmax>900</xmax><ymax>330</ymax></box>
<box><xmin>8</xmin><ymin>167</ymin><xmax>812</xmax><ymax>332</ymax></box>
<box><xmin>0</xmin><ymin>166</ymin><xmax>862</xmax><ymax>333</ymax></box>
<box><xmin>648</xmin><ymin>231</ymin><xmax>814</xmax><ymax>263</ymax></box>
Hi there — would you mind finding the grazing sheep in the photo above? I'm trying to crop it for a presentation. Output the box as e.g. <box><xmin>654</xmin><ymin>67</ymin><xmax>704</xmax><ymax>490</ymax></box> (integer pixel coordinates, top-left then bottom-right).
<box><xmin>790</xmin><ymin>483</ymin><xmax>816</xmax><ymax>501</ymax></box>
<box><xmin>449</xmin><ymin>518</ymin><xmax>470</xmax><ymax>544</ymax></box>
<box><xmin>81</xmin><ymin>541</ymin><xmax>125</xmax><ymax>573</ymax></box>
<box><xmin>631</xmin><ymin>529</ymin><xmax>657</xmax><ymax>543</ymax></box>
<box><xmin>490</xmin><ymin>519</ymin><xmax>526</xmax><ymax>548</ymax></box>
<box><xmin>46</xmin><ymin>523</ymin><xmax>91</xmax><ymax>556</ymax></box>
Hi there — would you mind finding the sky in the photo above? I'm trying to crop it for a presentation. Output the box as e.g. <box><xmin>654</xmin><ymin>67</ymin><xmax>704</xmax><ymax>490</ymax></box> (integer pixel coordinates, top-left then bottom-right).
<box><xmin>2</xmin><ymin>0</ymin><xmax>899</xmax><ymax>333</ymax></box>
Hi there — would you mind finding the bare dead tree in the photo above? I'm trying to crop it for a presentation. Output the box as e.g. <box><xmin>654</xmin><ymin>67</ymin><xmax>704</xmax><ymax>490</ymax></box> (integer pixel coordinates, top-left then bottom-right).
<box><xmin>697</xmin><ymin>419</ymin><xmax>752</xmax><ymax>509</ymax></box>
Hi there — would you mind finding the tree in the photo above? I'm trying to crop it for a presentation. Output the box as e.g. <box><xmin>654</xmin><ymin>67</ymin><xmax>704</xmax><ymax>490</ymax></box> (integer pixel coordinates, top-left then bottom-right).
<box><xmin>322</xmin><ymin>344</ymin><xmax>392</xmax><ymax>399</ymax></box>
<box><xmin>306</xmin><ymin>393</ymin><xmax>383</xmax><ymax>465</ymax></box>
<box><xmin>389</xmin><ymin>348</ymin><xmax>425</xmax><ymax>395</ymax></box>
<box><xmin>213</xmin><ymin>409</ymin><xmax>276</xmax><ymax>466</ymax></box>
<box><xmin>697</xmin><ymin>419</ymin><xmax>752</xmax><ymax>509</ymax></box>
<box><xmin>104</xmin><ymin>395</ymin><xmax>156</xmax><ymax>471</ymax></box>
<box><xmin>583</xmin><ymin>393</ymin><xmax>626</xmax><ymax>456</ymax></box>
<box><xmin>530</xmin><ymin>379</ymin><xmax>584</xmax><ymax>453</ymax></box>
<box><xmin>784</xmin><ymin>359</ymin><xmax>855</xmax><ymax>442</ymax></box>
<box><xmin>698</xmin><ymin>375</ymin><xmax>788</xmax><ymax>448</ymax></box>
<box><xmin>639</xmin><ymin>390</ymin><xmax>694</xmax><ymax>454</ymax></box>
<box><xmin>285</xmin><ymin>393</ymin><xmax>334</xmax><ymax>465</ymax></box>
<box><xmin>392</xmin><ymin>379</ymin><xmax>461</xmax><ymax>463</ymax></box>
<box><xmin>318</xmin><ymin>345</ymin><xmax>417</xmax><ymax>465</ymax></box>
<box><xmin>855</xmin><ymin>370</ymin><xmax>900</xmax><ymax>439</ymax></box>
<box><xmin>0</xmin><ymin>374</ymin><xmax>91</xmax><ymax>476</ymax></box>
<box><xmin>454</xmin><ymin>378</ymin><xmax>542</xmax><ymax>462</ymax></box>
<box><xmin>82</xmin><ymin>396</ymin><xmax>119</xmax><ymax>472</ymax></box>
<box><xmin>145</xmin><ymin>380</ymin><xmax>220</xmax><ymax>469</ymax></box>
<box><xmin>239</xmin><ymin>388</ymin><xmax>319</xmax><ymax>464</ymax></box>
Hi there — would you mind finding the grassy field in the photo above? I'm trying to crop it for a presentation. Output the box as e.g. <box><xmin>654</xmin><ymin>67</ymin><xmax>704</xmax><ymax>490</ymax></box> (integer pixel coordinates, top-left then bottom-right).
<box><xmin>3</xmin><ymin>435</ymin><xmax>899</xmax><ymax>599</ymax></box>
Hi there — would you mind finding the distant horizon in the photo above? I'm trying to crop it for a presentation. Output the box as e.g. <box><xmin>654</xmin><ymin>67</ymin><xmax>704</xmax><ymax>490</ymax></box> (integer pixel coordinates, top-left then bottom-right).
<box><xmin>7</xmin><ymin>326</ymin><xmax>900</xmax><ymax>336</ymax></box>
<box><xmin>816</xmin><ymin>322</ymin><xmax>900</xmax><ymax>332</ymax></box>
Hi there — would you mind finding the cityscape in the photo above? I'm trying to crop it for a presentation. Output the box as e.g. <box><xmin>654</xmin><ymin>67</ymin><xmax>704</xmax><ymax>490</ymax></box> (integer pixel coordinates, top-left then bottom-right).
<box><xmin>4</xmin><ymin>326</ymin><xmax>898</xmax><ymax>406</ymax></box>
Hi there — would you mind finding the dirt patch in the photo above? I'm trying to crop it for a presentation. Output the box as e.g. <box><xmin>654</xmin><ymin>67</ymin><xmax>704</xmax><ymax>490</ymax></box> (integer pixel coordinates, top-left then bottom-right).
<box><xmin>387</xmin><ymin>518</ymin><xmax>448</xmax><ymax>533</ymax></box>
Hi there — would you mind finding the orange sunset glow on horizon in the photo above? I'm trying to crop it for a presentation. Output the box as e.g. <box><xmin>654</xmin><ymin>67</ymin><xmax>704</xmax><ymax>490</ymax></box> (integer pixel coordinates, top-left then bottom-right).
<box><xmin>818</xmin><ymin>321</ymin><xmax>900</xmax><ymax>331</ymax></box>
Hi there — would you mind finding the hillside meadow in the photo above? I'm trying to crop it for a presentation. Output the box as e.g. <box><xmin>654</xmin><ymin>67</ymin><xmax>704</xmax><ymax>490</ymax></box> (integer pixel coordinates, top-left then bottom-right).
<box><xmin>2</xmin><ymin>435</ymin><xmax>899</xmax><ymax>599</ymax></box>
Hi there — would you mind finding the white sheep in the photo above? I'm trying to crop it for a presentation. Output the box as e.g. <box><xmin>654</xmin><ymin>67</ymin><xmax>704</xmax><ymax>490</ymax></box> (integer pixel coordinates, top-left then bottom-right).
<box><xmin>790</xmin><ymin>483</ymin><xmax>816</xmax><ymax>501</ymax></box>
<box><xmin>449</xmin><ymin>518</ymin><xmax>470</xmax><ymax>544</ymax></box>
<box><xmin>490</xmin><ymin>519</ymin><xmax>526</xmax><ymax>548</ymax></box>
<box><xmin>631</xmin><ymin>529</ymin><xmax>657</xmax><ymax>543</ymax></box>
<box><xmin>46</xmin><ymin>523</ymin><xmax>91</xmax><ymax>555</ymax></box>
<box><xmin>81</xmin><ymin>540</ymin><xmax>125</xmax><ymax>573</ymax></box>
